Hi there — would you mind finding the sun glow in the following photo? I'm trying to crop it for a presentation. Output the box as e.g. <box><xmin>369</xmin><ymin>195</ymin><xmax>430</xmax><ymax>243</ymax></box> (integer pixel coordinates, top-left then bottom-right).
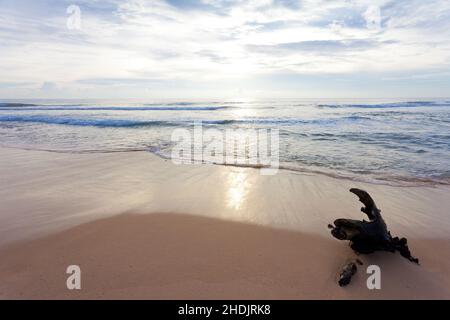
<box><xmin>226</xmin><ymin>170</ymin><xmax>250</xmax><ymax>210</ymax></box>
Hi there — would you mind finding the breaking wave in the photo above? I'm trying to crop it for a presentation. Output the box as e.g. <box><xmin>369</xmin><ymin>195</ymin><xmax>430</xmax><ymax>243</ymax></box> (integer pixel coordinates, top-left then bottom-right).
<box><xmin>317</xmin><ymin>101</ymin><xmax>450</xmax><ymax>109</ymax></box>
<box><xmin>0</xmin><ymin>115</ymin><xmax>181</xmax><ymax>128</ymax></box>
<box><xmin>0</xmin><ymin>105</ymin><xmax>232</xmax><ymax>111</ymax></box>
<box><xmin>0</xmin><ymin>115</ymin><xmax>372</xmax><ymax>128</ymax></box>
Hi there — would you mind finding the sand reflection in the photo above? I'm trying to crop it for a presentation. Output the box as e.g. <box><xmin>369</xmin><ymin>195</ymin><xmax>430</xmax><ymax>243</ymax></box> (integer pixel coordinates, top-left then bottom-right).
<box><xmin>226</xmin><ymin>170</ymin><xmax>250</xmax><ymax>210</ymax></box>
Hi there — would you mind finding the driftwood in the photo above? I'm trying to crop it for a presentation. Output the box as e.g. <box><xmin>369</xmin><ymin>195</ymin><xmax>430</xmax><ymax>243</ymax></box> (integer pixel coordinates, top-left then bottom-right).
<box><xmin>337</xmin><ymin>259</ymin><xmax>363</xmax><ymax>287</ymax></box>
<box><xmin>329</xmin><ymin>188</ymin><xmax>419</xmax><ymax>286</ymax></box>
<box><xmin>329</xmin><ymin>188</ymin><xmax>419</xmax><ymax>264</ymax></box>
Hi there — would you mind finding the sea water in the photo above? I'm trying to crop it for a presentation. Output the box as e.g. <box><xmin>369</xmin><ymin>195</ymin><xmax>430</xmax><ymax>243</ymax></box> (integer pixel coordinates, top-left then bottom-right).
<box><xmin>0</xmin><ymin>98</ymin><xmax>449</xmax><ymax>186</ymax></box>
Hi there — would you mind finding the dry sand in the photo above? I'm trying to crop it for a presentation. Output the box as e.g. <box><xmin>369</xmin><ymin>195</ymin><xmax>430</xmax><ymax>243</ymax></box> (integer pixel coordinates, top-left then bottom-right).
<box><xmin>1</xmin><ymin>213</ymin><xmax>450</xmax><ymax>299</ymax></box>
<box><xmin>0</xmin><ymin>147</ymin><xmax>449</xmax><ymax>299</ymax></box>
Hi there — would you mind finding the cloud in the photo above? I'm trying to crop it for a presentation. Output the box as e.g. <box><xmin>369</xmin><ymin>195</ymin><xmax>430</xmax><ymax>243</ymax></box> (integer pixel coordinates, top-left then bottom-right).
<box><xmin>247</xmin><ymin>39</ymin><xmax>383</xmax><ymax>54</ymax></box>
<box><xmin>0</xmin><ymin>82</ymin><xmax>33</xmax><ymax>88</ymax></box>
<box><xmin>0</xmin><ymin>0</ymin><xmax>449</xmax><ymax>98</ymax></box>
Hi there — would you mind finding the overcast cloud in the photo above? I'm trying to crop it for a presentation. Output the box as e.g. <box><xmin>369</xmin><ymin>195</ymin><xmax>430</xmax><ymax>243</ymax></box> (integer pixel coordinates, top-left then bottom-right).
<box><xmin>0</xmin><ymin>0</ymin><xmax>449</xmax><ymax>98</ymax></box>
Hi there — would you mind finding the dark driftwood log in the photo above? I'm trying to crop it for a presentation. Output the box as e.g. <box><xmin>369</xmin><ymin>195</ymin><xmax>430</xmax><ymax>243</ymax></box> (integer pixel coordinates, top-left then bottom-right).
<box><xmin>338</xmin><ymin>262</ymin><xmax>357</xmax><ymax>287</ymax></box>
<box><xmin>338</xmin><ymin>259</ymin><xmax>363</xmax><ymax>287</ymax></box>
<box><xmin>329</xmin><ymin>188</ymin><xmax>419</xmax><ymax>264</ymax></box>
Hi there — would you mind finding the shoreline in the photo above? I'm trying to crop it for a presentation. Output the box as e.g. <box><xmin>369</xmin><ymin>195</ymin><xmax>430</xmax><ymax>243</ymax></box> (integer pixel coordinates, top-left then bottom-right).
<box><xmin>1</xmin><ymin>145</ymin><xmax>448</xmax><ymax>188</ymax></box>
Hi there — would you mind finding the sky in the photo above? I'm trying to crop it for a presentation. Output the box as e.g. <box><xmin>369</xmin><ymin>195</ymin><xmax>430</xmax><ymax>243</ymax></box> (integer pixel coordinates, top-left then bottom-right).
<box><xmin>0</xmin><ymin>0</ymin><xmax>450</xmax><ymax>99</ymax></box>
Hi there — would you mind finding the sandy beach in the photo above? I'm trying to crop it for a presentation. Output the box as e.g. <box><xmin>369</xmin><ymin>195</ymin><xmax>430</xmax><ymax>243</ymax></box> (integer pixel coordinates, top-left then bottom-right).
<box><xmin>2</xmin><ymin>0</ymin><xmax>450</xmax><ymax>303</ymax></box>
<box><xmin>1</xmin><ymin>147</ymin><xmax>450</xmax><ymax>299</ymax></box>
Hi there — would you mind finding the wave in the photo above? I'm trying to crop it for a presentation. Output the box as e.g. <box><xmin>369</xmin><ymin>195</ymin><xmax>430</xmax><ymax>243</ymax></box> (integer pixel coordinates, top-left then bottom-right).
<box><xmin>275</xmin><ymin>164</ymin><xmax>450</xmax><ymax>187</ymax></box>
<box><xmin>201</xmin><ymin>116</ymin><xmax>369</xmax><ymax>126</ymax></box>
<box><xmin>2</xmin><ymin>142</ymin><xmax>449</xmax><ymax>187</ymax></box>
<box><xmin>4</xmin><ymin>143</ymin><xmax>447</xmax><ymax>187</ymax></box>
<box><xmin>149</xmin><ymin>101</ymin><xmax>244</xmax><ymax>106</ymax></box>
<box><xmin>0</xmin><ymin>144</ymin><xmax>150</xmax><ymax>154</ymax></box>
<box><xmin>0</xmin><ymin>103</ymin><xmax>39</xmax><ymax>107</ymax></box>
<box><xmin>182</xmin><ymin>159</ymin><xmax>450</xmax><ymax>187</ymax></box>
<box><xmin>317</xmin><ymin>101</ymin><xmax>450</xmax><ymax>109</ymax></box>
<box><xmin>0</xmin><ymin>115</ymin><xmax>181</xmax><ymax>128</ymax></box>
<box><xmin>0</xmin><ymin>115</ymin><xmax>373</xmax><ymax>128</ymax></box>
<box><xmin>0</xmin><ymin>105</ymin><xmax>232</xmax><ymax>111</ymax></box>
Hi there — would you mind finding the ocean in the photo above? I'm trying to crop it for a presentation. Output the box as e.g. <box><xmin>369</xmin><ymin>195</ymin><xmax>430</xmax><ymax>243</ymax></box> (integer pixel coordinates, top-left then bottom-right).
<box><xmin>0</xmin><ymin>98</ymin><xmax>449</xmax><ymax>186</ymax></box>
